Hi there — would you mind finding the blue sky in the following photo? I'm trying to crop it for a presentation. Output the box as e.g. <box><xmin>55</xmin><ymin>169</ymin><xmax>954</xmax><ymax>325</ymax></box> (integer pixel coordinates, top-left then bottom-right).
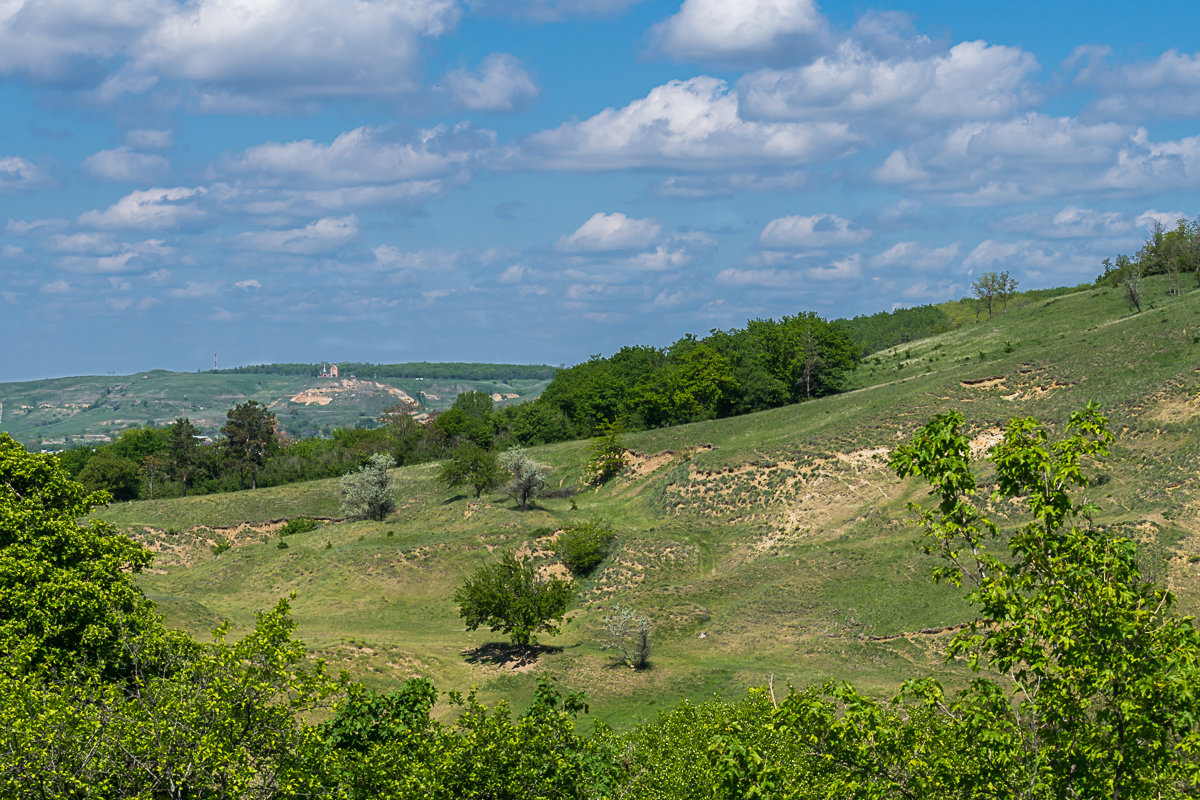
<box><xmin>3</xmin><ymin>0</ymin><xmax>1199</xmax><ymax>381</ymax></box>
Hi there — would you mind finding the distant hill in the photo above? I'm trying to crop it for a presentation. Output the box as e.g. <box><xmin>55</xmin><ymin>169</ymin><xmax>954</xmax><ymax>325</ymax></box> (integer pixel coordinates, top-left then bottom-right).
<box><xmin>0</xmin><ymin>362</ymin><xmax>555</xmax><ymax>447</ymax></box>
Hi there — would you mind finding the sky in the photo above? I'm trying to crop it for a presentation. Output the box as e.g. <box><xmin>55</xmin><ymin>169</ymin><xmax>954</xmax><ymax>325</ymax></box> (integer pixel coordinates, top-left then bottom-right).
<box><xmin>2</xmin><ymin>0</ymin><xmax>1200</xmax><ymax>382</ymax></box>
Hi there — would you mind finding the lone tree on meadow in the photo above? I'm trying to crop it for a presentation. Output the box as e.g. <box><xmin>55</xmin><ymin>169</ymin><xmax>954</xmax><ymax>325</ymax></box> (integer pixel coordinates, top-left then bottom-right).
<box><xmin>499</xmin><ymin>447</ymin><xmax>547</xmax><ymax>510</ymax></box>
<box><xmin>454</xmin><ymin>550</ymin><xmax>573</xmax><ymax>647</ymax></box>
<box><xmin>340</xmin><ymin>453</ymin><xmax>397</xmax><ymax>521</ymax></box>
<box><xmin>972</xmin><ymin>270</ymin><xmax>1018</xmax><ymax>319</ymax></box>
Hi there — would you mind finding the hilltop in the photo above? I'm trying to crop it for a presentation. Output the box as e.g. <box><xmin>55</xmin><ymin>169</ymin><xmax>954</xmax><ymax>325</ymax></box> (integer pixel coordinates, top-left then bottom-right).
<box><xmin>94</xmin><ymin>277</ymin><xmax>1200</xmax><ymax>728</ymax></box>
<box><xmin>0</xmin><ymin>362</ymin><xmax>554</xmax><ymax>448</ymax></box>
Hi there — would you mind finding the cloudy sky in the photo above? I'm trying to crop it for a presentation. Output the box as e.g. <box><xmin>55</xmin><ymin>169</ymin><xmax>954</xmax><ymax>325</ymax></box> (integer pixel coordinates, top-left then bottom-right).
<box><xmin>3</xmin><ymin>0</ymin><xmax>1199</xmax><ymax>381</ymax></box>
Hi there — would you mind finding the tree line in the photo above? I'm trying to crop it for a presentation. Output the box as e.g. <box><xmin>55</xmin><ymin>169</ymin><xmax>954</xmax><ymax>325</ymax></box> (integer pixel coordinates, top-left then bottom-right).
<box><xmin>5</xmin><ymin>404</ymin><xmax>1200</xmax><ymax>797</ymax></box>
<box><xmin>1097</xmin><ymin>215</ymin><xmax>1200</xmax><ymax>310</ymax></box>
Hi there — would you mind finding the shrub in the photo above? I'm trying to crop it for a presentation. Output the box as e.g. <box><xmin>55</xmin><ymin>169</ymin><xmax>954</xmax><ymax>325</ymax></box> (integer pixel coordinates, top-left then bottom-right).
<box><xmin>556</xmin><ymin>519</ymin><xmax>616</xmax><ymax>576</ymax></box>
<box><xmin>498</xmin><ymin>448</ymin><xmax>547</xmax><ymax>510</ymax></box>
<box><xmin>600</xmin><ymin>604</ymin><xmax>650</xmax><ymax>669</ymax></box>
<box><xmin>279</xmin><ymin>516</ymin><xmax>319</xmax><ymax>537</ymax></box>
<box><xmin>210</xmin><ymin>538</ymin><xmax>232</xmax><ymax>556</ymax></box>
<box><xmin>583</xmin><ymin>421</ymin><xmax>627</xmax><ymax>486</ymax></box>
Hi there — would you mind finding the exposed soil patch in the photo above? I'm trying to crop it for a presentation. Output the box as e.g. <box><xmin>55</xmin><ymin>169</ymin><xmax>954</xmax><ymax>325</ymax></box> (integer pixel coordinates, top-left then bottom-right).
<box><xmin>289</xmin><ymin>378</ymin><xmax>417</xmax><ymax>407</ymax></box>
<box><xmin>960</xmin><ymin>376</ymin><xmax>1006</xmax><ymax>389</ymax></box>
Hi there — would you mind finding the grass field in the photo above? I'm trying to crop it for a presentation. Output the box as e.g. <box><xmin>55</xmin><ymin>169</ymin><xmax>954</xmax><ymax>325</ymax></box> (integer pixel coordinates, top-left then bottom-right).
<box><xmin>94</xmin><ymin>276</ymin><xmax>1200</xmax><ymax>729</ymax></box>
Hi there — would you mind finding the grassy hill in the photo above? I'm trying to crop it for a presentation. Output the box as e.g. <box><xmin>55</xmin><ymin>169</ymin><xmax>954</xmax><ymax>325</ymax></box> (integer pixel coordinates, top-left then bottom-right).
<box><xmin>94</xmin><ymin>277</ymin><xmax>1200</xmax><ymax>729</ymax></box>
<box><xmin>0</xmin><ymin>364</ymin><xmax>553</xmax><ymax>448</ymax></box>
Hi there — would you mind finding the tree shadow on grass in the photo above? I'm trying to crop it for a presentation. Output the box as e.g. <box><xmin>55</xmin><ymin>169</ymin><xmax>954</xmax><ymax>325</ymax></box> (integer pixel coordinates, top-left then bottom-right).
<box><xmin>461</xmin><ymin>642</ymin><xmax>562</xmax><ymax>669</ymax></box>
<box><xmin>440</xmin><ymin>494</ymin><xmax>469</xmax><ymax>505</ymax></box>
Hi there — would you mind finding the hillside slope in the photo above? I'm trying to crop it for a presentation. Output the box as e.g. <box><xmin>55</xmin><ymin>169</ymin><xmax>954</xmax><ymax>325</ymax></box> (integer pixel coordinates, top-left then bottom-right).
<box><xmin>97</xmin><ymin>277</ymin><xmax>1200</xmax><ymax>728</ymax></box>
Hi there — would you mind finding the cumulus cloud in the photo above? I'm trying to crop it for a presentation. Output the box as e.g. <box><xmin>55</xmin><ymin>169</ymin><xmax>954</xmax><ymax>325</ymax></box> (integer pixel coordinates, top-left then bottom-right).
<box><xmin>759</xmin><ymin>213</ymin><xmax>870</xmax><ymax>249</ymax></box>
<box><xmin>0</xmin><ymin>156</ymin><xmax>52</xmax><ymax>193</ymax></box>
<box><xmin>739</xmin><ymin>40</ymin><xmax>1040</xmax><ymax>130</ymax></box>
<box><xmin>442</xmin><ymin>53</ymin><xmax>539</xmax><ymax>112</ymax></box>
<box><xmin>998</xmin><ymin>206</ymin><xmax>1134</xmax><ymax>239</ymax></box>
<box><xmin>217</xmin><ymin>124</ymin><xmax>490</xmax><ymax>186</ymax></box>
<box><xmin>0</xmin><ymin>0</ymin><xmax>166</xmax><ymax>85</ymax></box>
<box><xmin>1073</xmin><ymin>49</ymin><xmax>1200</xmax><ymax>120</ymax></box>
<box><xmin>523</xmin><ymin>76</ymin><xmax>856</xmax><ymax>169</ymax></box>
<box><xmin>1100</xmin><ymin>130</ymin><xmax>1200</xmax><ymax>193</ymax></box>
<box><xmin>214</xmin><ymin>180</ymin><xmax>446</xmax><ymax>219</ymax></box>
<box><xmin>79</xmin><ymin>186</ymin><xmax>207</xmax><ymax>230</ymax></box>
<box><xmin>234</xmin><ymin>279</ymin><xmax>261</xmax><ymax>290</ymax></box>
<box><xmin>104</xmin><ymin>0</ymin><xmax>460</xmax><ymax>107</ymax></box>
<box><xmin>873</xmin><ymin>113</ymin><xmax>1138</xmax><ymax>202</ymax></box>
<box><xmin>82</xmin><ymin>146</ymin><xmax>171</xmax><ymax>182</ymax></box>
<box><xmin>807</xmin><ymin>253</ymin><xmax>862</xmax><ymax>280</ymax></box>
<box><xmin>235</xmin><ymin>216</ymin><xmax>359</xmax><ymax>254</ymax></box>
<box><xmin>558</xmin><ymin>212</ymin><xmax>661</xmax><ymax>252</ymax></box>
<box><xmin>650</xmin><ymin>0</ymin><xmax>826</xmax><ymax>64</ymax></box>
<box><xmin>869</xmin><ymin>241</ymin><xmax>960</xmax><ymax>270</ymax></box>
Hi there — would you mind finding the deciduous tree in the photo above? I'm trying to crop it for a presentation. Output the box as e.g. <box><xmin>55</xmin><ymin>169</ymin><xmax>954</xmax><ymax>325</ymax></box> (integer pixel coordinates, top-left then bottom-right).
<box><xmin>454</xmin><ymin>551</ymin><xmax>572</xmax><ymax>646</ymax></box>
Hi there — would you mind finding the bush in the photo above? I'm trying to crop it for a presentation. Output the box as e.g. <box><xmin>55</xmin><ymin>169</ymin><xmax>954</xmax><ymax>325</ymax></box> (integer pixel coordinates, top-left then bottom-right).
<box><xmin>583</xmin><ymin>421</ymin><xmax>627</xmax><ymax>486</ymax></box>
<box><xmin>339</xmin><ymin>453</ymin><xmax>397</xmax><ymax>521</ymax></box>
<box><xmin>210</xmin><ymin>538</ymin><xmax>232</xmax><ymax>556</ymax></box>
<box><xmin>498</xmin><ymin>448</ymin><xmax>547</xmax><ymax>510</ymax></box>
<box><xmin>600</xmin><ymin>604</ymin><xmax>650</xmax><ymax>669</ymax></box>
<box><xmin>556</xmin><ymin>519</ymin><xmax>616</xmax><ymax>576</ymax></box>
<box><xmin>279</xmin><ymin>516</ymin><xmax>319</xmax><ymax>537</ymax></box>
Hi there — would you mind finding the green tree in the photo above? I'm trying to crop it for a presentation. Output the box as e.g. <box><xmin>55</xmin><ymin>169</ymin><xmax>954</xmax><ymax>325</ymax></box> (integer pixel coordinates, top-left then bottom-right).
<box><xmin>0</xmin><ymin>433</ymin><xmax>154</xmax><ymax>674</ymax></box>
<box><xmin>339</xmin><ymin>453</ymin><xmax>397</xmax><ymax>521</ymax></box>
<box><xmin>887</xmin><ymin>404</ymin><xmax>1200</xmax><ymax>797</ymax></box>
<box><xmin>972</xmin><ymin>272</ymin><xmax>1002</xmax><ymax>319</ymax></box>
<box><xmin>440</xmin><ymin>442</ymin><xmax>505</xmax><ymax>499</ymax></box>
<box><xmin>75</xmin><ymin>449</ymin><xmax>141</xmax><ymax>501</ymax></box>
<box><xmin>583</xmin><ymin>420</ymin><xmax>626</xmax><ymax>486</ymax></box>
<box><xmin>167</xmin><ymin>417</ymin><xmax>202</xmax><ymax>496</ymax></box>
<box><xmin>600</xmin><ymin>604</ymin><xmax>650</xmax><ymax>670</ymax></box>
<box><xmin>221</xmin><ymin>400</ymin><xmax>277</xmax><ymax>489</ymax></box>
<box><xmin>499</xmin><ymin>447</ymin><xmax>547</xmax><ymax>510</ymax></box>
<box><xmin>454</xmin><ymin>551</ymin><xmax>572</xmax><ymax>646</ymax></box>
<box><xmin>555</xmin><ymin>518</ymin><xmax>616</xmax><ymax>577</ymax></box>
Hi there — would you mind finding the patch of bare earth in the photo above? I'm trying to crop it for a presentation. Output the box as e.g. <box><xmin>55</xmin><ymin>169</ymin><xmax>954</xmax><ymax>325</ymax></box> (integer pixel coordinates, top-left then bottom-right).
<box><xmin>289</xmin><ymin>378</ymin><xmax>417</xmax><ymax>407</ymax></box>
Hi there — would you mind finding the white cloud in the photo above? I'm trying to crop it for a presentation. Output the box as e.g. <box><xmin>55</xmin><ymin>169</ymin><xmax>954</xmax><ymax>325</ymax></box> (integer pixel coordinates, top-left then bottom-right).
<box><xmin>0</xmin><ymin>0</ymin><xmax>166</xmax><ymax>84</ymax></box>
<box><xmin>442</xmin><ymin>53</ymin><xmax>539</xmax><ymax>112</ymax></box>
<box><xmin>1137</xmin><ymin>209</ymin><xmax>1190</xmax><ymax>230</ymax></box>
<box><xmin>169</xmin><ymin>281</ymin><xmax>221</xmax><ymax>298</ymax></box>
<box><xmin>55</xmin><ymin>239</ymin><xmax>175</xmax><ymax>274</ymax></box>
<box><xmin>466</xmin><ymin>0</ymin><xmax>645</xmax><ymax>22</ymax></box>
<box><xmin>218</xmin><ymin>124</ymin><xmax>489</xmax><ymax>186</ymax></box>
<box><xmin>558</xmin><ymin>212</ymin><xmax>661</xmax><ymax>252</ymax></box>
<box><xmin>214</xmin><ymin>180</ymin><xmax>446</xmax><ymax>219</ymax></box>
<box><xmin>43</xmin><ymin>232</ymin><xmax>118</xmax><ymax>254</ymax></box>
<box><xmin>999</xmin><ymin>206</ymin><xmax>1134</xmax><ymax>239</ymax></box>
<box><xmin>759</xmin><ymin>213</ymin><xmax>870</xmax><ymax>249</ymax></box>
<box><xmin>1075</xmin><ymin>49</ymin><xmax>1200</xmax><ymax>119</ymax></box>
<box><xmin>869</xmin><ymin>241</ymin><xmax>960</xmax><ymax>270</ymax></box>
<box><xmin>498</xmin><ymin>264</ymin><xmax>526</xmax><ymax>283</ymax></box>
<box><xmin>108</xmin><ymin>0</ymin><xmax>460</xmax><ymax>106</ymax></box>
<box><xmin>7</xmin><ymin>217</ymin><xmax>69</xmax><ymax>235</ymax></box>
<box><xmin>79</xmin><ymin>186</ymin><xmax>207</xmax><ymax>230</ymax></box>
<box><xmin>653</xmin><ymin>170</ymin><xmax>806</xmax><ymax>198</ymax></box>
<box><xmin>1100</xmin><ymin>129</ymin><xmax>1200</xmax><ymax>192</ymax></box>
<box><xmin>235</xmin><ymin>216</ymin><xmax>359</xmax><ymax>254</ymax></box>
<box><xmin>524</xmin><ymin>76</ymin><xmax>856</xmax><ymax>169</ymax></box>
<box><xmin>650</xmin><ymin>0</ymin><xmax>826</xmax><ymax>64</ymax></box>
<box><xmin>807</xmin><ymin>253</ymin><xmax>862</xmax><ymax>280</ymax></box>
<box><xmin>739</xmin><ymin>40</ymin><xmax>1040</xmax><ymax>129</ymax></box>
<box><xmin>40</xmin><ymin>279</ymin><xmax>71</xmax><ymax>294</ymax></box>
<box><xmin>82</xmin><ymin>147</ymin><xmax>170</xmax><ymax>182</ymax></box>
<box><xmin>234</xmin><ymin>279</ymin><xmax>261</xmax><ymax>290</ymax></box>
<box><xmin>126</xmin><ymin>128</ymin><xmax>174</xmax><ymax>149</ymax></box>
<box><xmin>0</xmin><ymin>156</ymin><xmax>52</xmax><ymax>193</ymax></box>
<box><xmin>714</xmin><ymin>267</ymin><xmax>795</xmax><ymax>288</ymax></box>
